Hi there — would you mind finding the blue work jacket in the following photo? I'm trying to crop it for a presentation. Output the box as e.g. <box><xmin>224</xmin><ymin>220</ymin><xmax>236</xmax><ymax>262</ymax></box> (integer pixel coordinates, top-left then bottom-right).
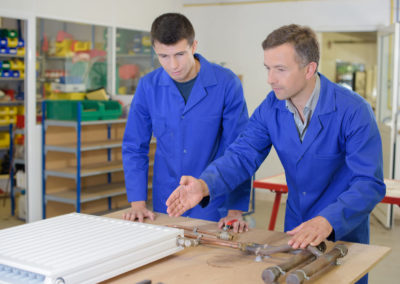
<box><xmin>122</xmin><ymin>53</ymin><xmax>250</xmax><ymax>221</ymax></box>
<box><xmin>201</xmin><ymin>74</ymin><xmax>386</xmax><ymax>243</ymax></box>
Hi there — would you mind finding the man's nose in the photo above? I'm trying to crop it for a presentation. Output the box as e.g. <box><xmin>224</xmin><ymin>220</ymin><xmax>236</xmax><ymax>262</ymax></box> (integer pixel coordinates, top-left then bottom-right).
<box><xmin>267</xmin><ymin>70</ymin><xmax>275</xmax><ymax>85</ymax></box>
<box><xmin>170</xmin><ymin>57</ymin><xmax>178</xmax><ymax>69</ymax></box>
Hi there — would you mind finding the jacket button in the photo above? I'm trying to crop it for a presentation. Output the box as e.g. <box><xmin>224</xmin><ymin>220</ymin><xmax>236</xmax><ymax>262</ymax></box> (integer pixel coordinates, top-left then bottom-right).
<box><xmin>183</xmin><ymin>149</ymin><xmax>187</xmax><ymax>154</ymax></box>
<box><xmin>302</xmin><ymin>192</ymin><xmax>306</xmax><ymax>196</ymax></box>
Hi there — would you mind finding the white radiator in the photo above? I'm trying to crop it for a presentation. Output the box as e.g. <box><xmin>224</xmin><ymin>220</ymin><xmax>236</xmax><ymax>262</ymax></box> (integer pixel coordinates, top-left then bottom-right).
<box><xmin>0</xmin><ymin>213</ymin><xmax>183</xmax><ymax>284</ymax></box>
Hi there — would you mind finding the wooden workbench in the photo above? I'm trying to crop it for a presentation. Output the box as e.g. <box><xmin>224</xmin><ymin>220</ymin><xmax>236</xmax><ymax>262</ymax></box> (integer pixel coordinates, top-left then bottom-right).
<box><xmin>102</xmin><ymin>210</ymin><xmax>390</xmax><ymax>284</ymax></box>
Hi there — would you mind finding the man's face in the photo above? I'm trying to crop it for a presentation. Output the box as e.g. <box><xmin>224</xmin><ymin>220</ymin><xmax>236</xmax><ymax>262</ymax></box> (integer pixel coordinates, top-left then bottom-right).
<box><xmin>263</xmin><ymin>43</ymin><xmax>311</xmax><ymax>101</ymax></box>
<box><xmin>153</xmin><ymin>39</ymin><xmax>198</xmax><ymax>83</ymax></box>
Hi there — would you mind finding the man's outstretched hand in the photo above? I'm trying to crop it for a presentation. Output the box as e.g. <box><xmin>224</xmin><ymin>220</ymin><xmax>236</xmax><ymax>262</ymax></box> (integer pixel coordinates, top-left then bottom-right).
<box><xmin>166</xmin><ymin>176</ymin><xmax>209</xmax><ymax>217</ymax></box>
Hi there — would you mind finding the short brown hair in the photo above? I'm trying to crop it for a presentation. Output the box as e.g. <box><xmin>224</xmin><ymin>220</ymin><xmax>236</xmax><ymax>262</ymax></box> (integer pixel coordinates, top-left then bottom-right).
<box><xmin>151</xmin><ymin>13</ymin><xmax>195</xmax><ymax>46</ymax></box>
<box><xmin>262</xmin><ymin>24</ymin><xmax>319</xmax><ymax>68</ymax></box>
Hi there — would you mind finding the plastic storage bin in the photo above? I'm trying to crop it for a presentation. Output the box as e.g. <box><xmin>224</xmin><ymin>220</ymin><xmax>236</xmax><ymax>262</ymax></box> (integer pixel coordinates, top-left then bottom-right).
<box><xmin>0</xmin><ymin>106</ymin><xmax>17</xmax><ymax>115</ymax></box>
<box><xmin>0</xmin><ymin>132</ymin><xmax>10</xmax><ymax>147</ymax></box>
<box><xmin>48</xmin><ymin>92</ymin><xmax>85</xmax><ymax>100</ymax></box>
<box><xmin>46</xmin><ymin>100</ymin><xmax>102</xmax><ymax>121</ymax></box>
<box><xmin>102</xmin><ymin>101</ymin><xmax>123</xmax><ymax>120</ymax></box>
<box><xmin>45</xmin><ymin>100</ymin><xmax>122</xmax><ymax>121</ymax></box>
<box><xmin>0</xmin><ymin>115</ymin><xmax>16</xmax><ymax>125</ymax></box>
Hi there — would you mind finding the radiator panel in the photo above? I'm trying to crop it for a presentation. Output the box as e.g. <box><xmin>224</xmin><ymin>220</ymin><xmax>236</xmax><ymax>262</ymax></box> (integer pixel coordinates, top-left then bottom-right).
<box><xmin>0</xmin><ymin>213</ymin><xmax>183</xmax><ymax>284</ymax></box>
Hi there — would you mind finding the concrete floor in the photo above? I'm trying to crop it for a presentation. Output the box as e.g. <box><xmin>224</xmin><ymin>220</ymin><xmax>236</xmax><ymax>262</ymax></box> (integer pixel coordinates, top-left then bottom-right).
<box><xmin>1</xmin><ymin>190</ymin><xmax>399</xmax><ymax>283</ymax></box>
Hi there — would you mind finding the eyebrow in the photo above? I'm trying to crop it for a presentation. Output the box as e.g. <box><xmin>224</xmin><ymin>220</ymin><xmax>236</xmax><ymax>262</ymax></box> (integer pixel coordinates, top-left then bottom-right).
<box><xmin>157</xmin><ymin>50</ymin><xmax>187</xmax><ymax>57</ymax></box>
<box><xmin>264</xmin><ymin>64</ymin><xmax>287</xmax><ymax>68</ymax></box>
<box><xmin>276</xmin><ymin>65</ymin><xmax>287</xmax><ymax>69</ymax></box>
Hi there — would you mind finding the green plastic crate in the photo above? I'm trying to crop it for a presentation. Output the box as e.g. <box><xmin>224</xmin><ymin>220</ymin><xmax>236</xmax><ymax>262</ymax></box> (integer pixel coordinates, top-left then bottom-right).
<box><xmin>45</xmin><ymin>100</ymin><xmax>122</xmax><ymax>121</ymax></box>
<box><xmin>45</xmin><ymin>100</ymin><xmax>102</xmax><ymax>121</ymax></box>
<box><xmin>102</xmin><ymin>100</ymin><xmax>122</xmax><ymax>120</ymax></box>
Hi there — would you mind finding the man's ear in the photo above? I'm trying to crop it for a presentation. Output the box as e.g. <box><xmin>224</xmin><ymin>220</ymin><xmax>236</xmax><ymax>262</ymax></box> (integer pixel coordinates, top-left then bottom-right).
<box><xmin>305</xmin><ymin>62</ymin><xmax>318</xmax><ymax>79</ymax></box>
<box><xmin>191</xmin><ymin>40</ymin><xmax>198</xmax><ymax>54</ymax></box>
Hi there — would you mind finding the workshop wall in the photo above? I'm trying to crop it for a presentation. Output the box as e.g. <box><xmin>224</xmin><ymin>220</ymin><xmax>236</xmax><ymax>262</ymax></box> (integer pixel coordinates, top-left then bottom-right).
<box><xmin>184</xmin><ymin>0</ymin><xmax>390</xmax><ymax>178</ymax></box>
<box><xmin>0</xmin><ymin>0</ymin><xmax>184</xmax><ymax>30</ymax></box>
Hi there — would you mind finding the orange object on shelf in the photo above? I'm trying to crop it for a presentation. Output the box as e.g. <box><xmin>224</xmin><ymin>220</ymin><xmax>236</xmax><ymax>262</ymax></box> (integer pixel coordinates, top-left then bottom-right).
<box><xmin>15</xmin><ymin>134</ymin><xmax>24</xmax><ymax>145</ymax></box>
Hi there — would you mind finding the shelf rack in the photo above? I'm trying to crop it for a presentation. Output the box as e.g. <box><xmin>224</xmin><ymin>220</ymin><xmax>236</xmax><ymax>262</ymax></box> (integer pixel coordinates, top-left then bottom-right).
<box><xmin>42</xmin><ymin>101</ymin><xmax>127</xmax><ymax>218</ymax></box>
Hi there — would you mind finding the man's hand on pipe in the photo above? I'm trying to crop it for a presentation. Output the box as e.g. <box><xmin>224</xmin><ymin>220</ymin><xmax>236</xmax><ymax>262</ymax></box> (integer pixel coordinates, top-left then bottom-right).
<box><xmin>166</xmin><ymin>176</ymin><xmax>209</xmax><ymax>217</ymax></box>
<box><xmin>286</xmin><ymin>216</ymin><xmax>333</xmax><ymax>249</ymax></box>
<box><xmin>218</xmin><ymin>210</ymin><xmax>249</xmax><ymax>233</ymax></box>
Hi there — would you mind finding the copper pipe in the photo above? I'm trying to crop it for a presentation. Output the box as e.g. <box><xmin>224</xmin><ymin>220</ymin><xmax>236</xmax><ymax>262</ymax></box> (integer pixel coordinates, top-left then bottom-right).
<box><xmin>183</xmin><ymin>232</ymin><xmax>242</xmax><ymax>249</ymax></box>
<box><xmin>167</xmin><ymin>224</ymin><xmax>234</xmax><ymax>240</ymax></box>
<box><xmin>170</xmin><ymin>224</ymin><xmax>327</xmax><ymax>260</ymax></box>
<box><xmin>167</xmin><ymin>224</ymin><xmax>218</xmax><ymax>236</ymax></box>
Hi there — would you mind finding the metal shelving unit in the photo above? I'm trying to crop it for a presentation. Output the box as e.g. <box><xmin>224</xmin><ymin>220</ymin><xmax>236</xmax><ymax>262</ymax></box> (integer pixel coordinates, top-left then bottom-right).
<box><xmin>42</xmin><ymin>101</ymin><xmax>126</xmax><ymax>218</ymax></box>
<box><xmin>4</xmin><ymin>103</ymin><xmax>25</xmax><ymax>217</ymax></box>
<box><xmin>9</xmin><ymin>124</ymin><xmax>25</xmax><ymax>216</ymax></box>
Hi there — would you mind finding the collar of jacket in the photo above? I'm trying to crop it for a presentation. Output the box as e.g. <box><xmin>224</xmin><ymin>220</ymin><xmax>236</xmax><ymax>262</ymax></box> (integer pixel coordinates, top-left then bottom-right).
<box><xmin>158</xmin><ymin>53</ymin><xmax>218</xmax><ymax>87</ymax></box>
<box><xmin>271</xmin><ymin>73</ymin><xmax>338</xmax><ymax>162</ymax></box>
<box><xmin>273</xmin><ymin>73</ymin><xmax>336</xmax><ymax>116</ymax></box>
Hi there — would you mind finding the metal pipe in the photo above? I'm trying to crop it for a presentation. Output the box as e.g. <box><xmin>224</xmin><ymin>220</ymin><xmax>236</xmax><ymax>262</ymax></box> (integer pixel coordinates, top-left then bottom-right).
<box><xmin>183</xmin><ymin>232</ymin><xmax>242</xmax><ymax>249</ymax></box>
<box><xmin>175</xmin><ymin>224</ymin><xmax>327</xmax><ymax>256</ymax></box>
<box><xmin>286</xmin><ymin>244</ymin><xmax>348</xmax><ymax>284</ymax></box>
<box><xmin>262</xmin><ymin>250</ymin><xmax>315</xmax><ymax>284</ymax></box>
<box><xmin>262</xmin><ymin>242</ymin><xmax>327</xmax><ymax>283</ymax></box>
<box><xmin>167</xmin><ymin>224</ymin><xmax>234</xmax><ymax>240</ymax></box>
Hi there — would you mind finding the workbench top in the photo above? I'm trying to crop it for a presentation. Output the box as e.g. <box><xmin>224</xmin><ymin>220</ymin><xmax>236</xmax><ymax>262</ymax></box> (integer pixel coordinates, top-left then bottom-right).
<box><xmin>103</xmin><ymin>210</ymin><xmax>390</xmax><ymax>284</ymax></box>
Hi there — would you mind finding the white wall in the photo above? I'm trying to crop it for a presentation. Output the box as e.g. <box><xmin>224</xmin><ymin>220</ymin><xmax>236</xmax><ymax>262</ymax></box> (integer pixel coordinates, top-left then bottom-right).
<box><xmin>0</xmin><ymin>0</ymin><xmax>183</xmax><ymax>29</ymax></box>
<box><xmin>184</xmin><ymin>0</ymin><xmax>391</xmax><ymax>178</ymax></box>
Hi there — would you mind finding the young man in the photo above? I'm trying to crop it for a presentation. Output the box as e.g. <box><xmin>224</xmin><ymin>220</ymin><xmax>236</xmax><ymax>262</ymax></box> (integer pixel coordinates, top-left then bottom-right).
<box><xmin>166</xmin><ymin>25</ymin><xmax>385</xmax><ymax>281</ymax></box>
<box><xmin>122</xmin><ymin>13</ymin><xmax>251</xmax><ymax>232</ymax></box>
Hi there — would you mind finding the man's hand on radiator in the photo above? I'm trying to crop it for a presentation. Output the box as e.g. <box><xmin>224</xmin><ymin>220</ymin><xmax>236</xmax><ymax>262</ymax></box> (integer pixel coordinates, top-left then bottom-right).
<box><xmin>122</xmin><ymin>201</ymin><xmax>155</xmax><ymax>222</ymax></box>
<box><xmin>166</xmin><ymin>176</ymin><xmax>209</xmax><ymax>217</ymax></box>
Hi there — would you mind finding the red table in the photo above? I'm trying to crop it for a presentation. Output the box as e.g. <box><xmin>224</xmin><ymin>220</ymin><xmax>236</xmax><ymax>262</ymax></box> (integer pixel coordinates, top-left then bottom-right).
<box><xmin>253</xmin><ymin>173</ymin><xmax>400</xmax><ymax>230</ymax></box>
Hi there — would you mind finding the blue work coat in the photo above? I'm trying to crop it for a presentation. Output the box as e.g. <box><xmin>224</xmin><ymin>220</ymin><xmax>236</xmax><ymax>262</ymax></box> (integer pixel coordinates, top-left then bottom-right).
<box><xmin>200</xmin><ymin>74</ymin><xmax>386</xmax><ymax>243</ymax></box>
<box><xmin>122</xmin><ymin>53</ymin><xmax>250</xmax><ymax>221</ymax></box>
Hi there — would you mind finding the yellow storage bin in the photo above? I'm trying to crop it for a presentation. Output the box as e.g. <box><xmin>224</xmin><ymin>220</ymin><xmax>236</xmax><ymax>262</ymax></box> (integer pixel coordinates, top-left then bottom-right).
<box><xmin>0</xmin><ymin>106</ymin><xmax>17</xmax><ymax>116</ymax></box>
<box><xmin>0</xmin><ymin>115</ymin><xmax>10</xmax><ymax>125</ymax></box>
<box><xmin>17</xmin><ymin>47</ymin><xmax>25</xmax><ymax>56</ymax></box>
<box><xmin>0</xmin><ymin>132</ymin><xmax>10</xmax><ymax>148</ymax></box>
<box><xmin>9</xmin><ymin>115</ymin><xmax>16</xmax><ymax>124</ymax></box>
<box><xmin>7</xmin><ymin>37</ymin><xmax>18</xmax><ymax>48</ymax></box>
<box><xmin>55</xmin><ymin>39</ymin><xmax>73</xmax><ymax>57</ymax></box>
<box><xmin>48</xmin><ymin>92</ymin><xmax>86</xmax><ymax>100</ymax></box>
<box><xmin>73</xmin><ymin>41</ymin><xmax>91</xmax><ymax>52</ymax></box>
<box><xmin>17</xmin><ymin>105</ymin><xmax>25</xmax><ymax>115</ymax></box>
<box><xmin>10</xmin><ymin>59</ymin><xmax>24</xmax><ymax>71</ymax></box>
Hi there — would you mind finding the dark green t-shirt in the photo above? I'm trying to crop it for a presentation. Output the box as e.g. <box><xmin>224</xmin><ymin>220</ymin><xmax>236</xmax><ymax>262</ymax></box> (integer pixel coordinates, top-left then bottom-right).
<box><xmin>173</xmin><ymin>75</ymin><xmax>197</xmax><ymax>104</ymax></box>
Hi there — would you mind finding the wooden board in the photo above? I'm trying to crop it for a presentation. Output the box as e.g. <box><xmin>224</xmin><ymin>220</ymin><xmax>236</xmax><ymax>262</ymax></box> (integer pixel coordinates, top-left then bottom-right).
<box><xmin>102</xmin><ymin>211</ymin><xmax>390</xmax><ymax>284</ymax></box>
